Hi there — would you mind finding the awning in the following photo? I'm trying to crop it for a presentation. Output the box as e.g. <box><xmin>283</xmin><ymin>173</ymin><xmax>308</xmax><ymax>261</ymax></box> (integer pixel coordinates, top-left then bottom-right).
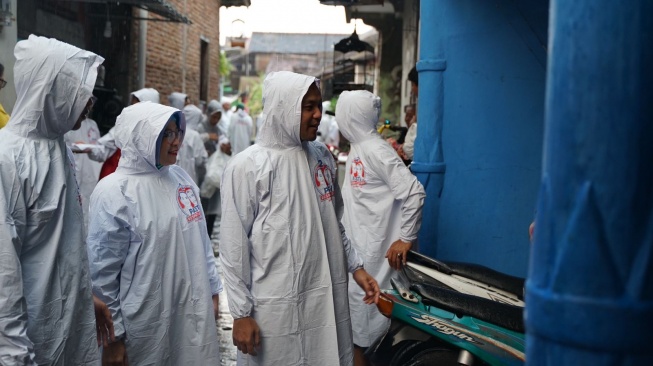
<box><xmin>65</xmin><ymin>0</ymin><xmax>191</xmax><ymax>24</ymax></box>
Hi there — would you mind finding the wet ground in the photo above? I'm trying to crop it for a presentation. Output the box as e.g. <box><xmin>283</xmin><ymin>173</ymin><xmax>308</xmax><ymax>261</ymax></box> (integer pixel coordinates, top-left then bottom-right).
<box><xmin>212</xmin><ymin>224</ymin><xmax>238</xmax><ymax>366</ymax></box>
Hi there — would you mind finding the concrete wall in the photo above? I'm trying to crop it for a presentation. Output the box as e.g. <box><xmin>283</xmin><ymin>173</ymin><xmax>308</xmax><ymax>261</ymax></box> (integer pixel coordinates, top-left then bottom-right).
<box><xmin>418</xmin><ymin>0</ymin><xmax>548</xmax><ymax>276</ymax></box>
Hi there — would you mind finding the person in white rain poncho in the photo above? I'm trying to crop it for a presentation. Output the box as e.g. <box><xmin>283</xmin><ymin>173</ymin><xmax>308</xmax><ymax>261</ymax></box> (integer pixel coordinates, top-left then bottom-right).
<box><xmin>87</xmin><ymin>87</ymin><xmax>160</xmax><ymax>179</ymax></box>
<box><xmin>178</xmin><ymin>103</ymin><xmax>208</xmax><ymax>184</ymax></box>
<box><xmin>200</xmin><ymin>136</ymin><xmax>232</xmax><ymax>241</ymax></box>
<box><xmin>220</xmin><ymin>71</ymin><xmax>380</xmax><ymax>366</ymax></box>
<box><xmin>0</xmin><ymin>35</ymin><xmax>103</xmax><ymax>365</ymax></box>
<box><xmin>87</xmin><ymin>102</ymin><xmax>222</xmax><ymax>365</ymax></box>
<box><xmin>168</xmin><ymin>91</ymin><xmax>189</xmax><ymax>110</ymax></box>
<box><xmin>228</xmin><ymin>103</ymin><xmax>253</xmax><ymax>155</ymax></box>
<box><xmin>337</xmin><ymin>91</ymin><xmax>425</xmax><ymax>361</ymax></box>
<box><xmin>198</xmin><ymin>99</ymin><xmax>225</xmax><ymax>155</ymax></box>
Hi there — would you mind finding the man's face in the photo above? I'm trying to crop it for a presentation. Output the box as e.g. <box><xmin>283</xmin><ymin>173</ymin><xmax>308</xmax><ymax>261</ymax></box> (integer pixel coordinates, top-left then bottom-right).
<box><xmin>210</xmin><ymin>112</ymin><xmax>222</xmax><ymax>126</ymax></box>
<box><xmin>159</xmin><ymin>120</ymin><xmax>181</xmax><ymax>166</ymax></box>
<box><xmin>404</xmin><ymin>105</ymin><xmax>415</xmax><ymax>126</ymax></box>
<box><xmin>130</xmin><ymin>95</ymin><xmax>140</xmax><ymax>105</ymax></box>
<box><xmin>299</xmin><ymin>83</ymin><xmax>322</xmax><ymax>141</ymax></box>
<box><xmin>73</xmin><ymin>97</ymin><xmax>95</xmax><ymax>131</ymax></box>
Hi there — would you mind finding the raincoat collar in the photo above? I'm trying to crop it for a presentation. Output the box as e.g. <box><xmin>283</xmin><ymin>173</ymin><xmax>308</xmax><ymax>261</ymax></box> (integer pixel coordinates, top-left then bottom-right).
<box><xmin>256</xmin><ymin>71</ymin><xmax>318</xmax><ymax>149</ymax></box>
<box><xmin>336</xmin><ymin>90</ymin><xmax>381</xmax><ymax>144</ymax></box>
<box><xmin>114</xmin><ymin>101</ymin><xmax>185</xmax><ymax>173</ymax></box>
<box><xmin>6</xmin><ymin>35</ymin><xmax>103</xmax><ymax>139</ymax></box>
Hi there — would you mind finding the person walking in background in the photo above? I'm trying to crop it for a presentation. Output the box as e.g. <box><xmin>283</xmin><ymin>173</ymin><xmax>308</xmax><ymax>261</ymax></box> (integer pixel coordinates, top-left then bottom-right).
<box><xmin>220</xmin><ymin>71</ymin><xmax>380</xmax><ymax>365</ymax></box>
<box><xmin>87</xmin><ymin>87</ymin><xmax>160</xmax><ymax>180</ymax></box>
<box><xmin>179</xmin><ymin>103</ymin><xmax>209</xmax><ymax>185</ymax></box>
<box><xmin>200</xmin><ymin>136</ymin><xmax>232</xmax><ymax>246</ymax></box>
<box><xmin>0</xmin><ymin>35</ymin><xmax>104</xmax><ymax>365</ymax></box>
<box><xmin>198</xmin><ymin>99</ymin><xmax>224</xmax><ymax>155</ymax></box>
<box><xmin>87</xmin><ymin>102</ymin><xmax>222</xmax><ymax>365</ymax></box>
<box><xmin>337</xmin><ymin>90</ymin><xmax>425</xmax><ymax>365</ymax></box>
<box><xmin>401</xmin><ymin>66</ymin><xmax>419</xmax><ymax>161</ymax></box>
<box><xmin>227</xmin><ymin>103</ymin><xmax>253</xmax><ymax>155</ymax></box>
<box><xmin>0</xmin><ymin>62</ymin><xmax>9</xmax><ymax>129</ymax></box>
<box><xmin>168</xmin><ymin>91</ymin><xmax>190</xmax><ymax>110</ymax></box>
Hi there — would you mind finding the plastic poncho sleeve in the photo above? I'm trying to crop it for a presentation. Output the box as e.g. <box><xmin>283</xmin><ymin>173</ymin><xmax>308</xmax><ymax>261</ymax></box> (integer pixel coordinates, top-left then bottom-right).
<box><xmin>402</xmin><ymin>123</ymin><xmax>417</xmax><ymax>160</ymax></box>
<box><xmin>0</xmin><ymin>162</ymin><xmax>36</xmax><ymax>365</ymax></box>
<box><xmin>333</xmin><ymin>159</ymin><xmax>364</xmax><ymax>273</ymax></box>
<box><xmin>376</xmin><ymin>146</ymin><xmax>425</xmax><ymax>243</ymax></box>
<box><xmin>87</xmin><ymin>190</ymin><xmax>134</xmax><ymax>339</ymax></box>
<box><xmin>88</xmin><ymin>130</ymin><xmax>118</xmax><ymax>162</ymax></box>
<box><xmin>192</xmin><ymin>135</ymin><xmax>208</xmax><ymax>168</ymax></box>
<box><xmin>219</xmin><ymin>160</ymin><xmax>257</xmax><ymax>319</ymax></box>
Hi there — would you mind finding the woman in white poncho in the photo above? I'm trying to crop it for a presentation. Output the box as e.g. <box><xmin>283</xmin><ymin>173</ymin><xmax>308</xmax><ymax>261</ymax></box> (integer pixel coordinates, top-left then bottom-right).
<box><xmin>87</xmin><ymin>102</ymin><xmax>222</xmax><ymax>365</ymax></box>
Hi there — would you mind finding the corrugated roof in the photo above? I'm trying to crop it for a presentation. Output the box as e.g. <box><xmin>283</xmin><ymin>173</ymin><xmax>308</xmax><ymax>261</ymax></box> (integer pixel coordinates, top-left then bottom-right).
<box><xmin>248</xmin><ymin>32</ymin><xmax>350</xmax><ymax>54</ymax></box>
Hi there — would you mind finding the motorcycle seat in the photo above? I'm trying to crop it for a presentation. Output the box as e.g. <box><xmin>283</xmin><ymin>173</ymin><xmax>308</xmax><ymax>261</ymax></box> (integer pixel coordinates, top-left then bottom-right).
<box><xmin>411</xmin><ymin>283</ymin><xmax>525</xmax><ymax>333</ymax></box>
<box><xmin>407</xmin><ymin>251</ymin><xmax>525</xmax><ymax>300</ymax></box>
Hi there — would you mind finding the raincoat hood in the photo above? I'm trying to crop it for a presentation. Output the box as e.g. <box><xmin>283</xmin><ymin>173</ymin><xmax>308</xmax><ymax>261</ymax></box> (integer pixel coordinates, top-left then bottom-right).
<box><xmin>256</xmin><ymin>71</ymin><xmax>319</xmax><ymax>149</ymax></box>
<box><xmin>131</xmin><ymin>88</ymin><xmax>160</xmax><ymax>104</ymax></box>
<box><xmin>6</xmin><ymin>35</ymin><xmax>103</xmax><ymax>139</ymax></box>
<box><xmin>206</xmin><ymin>99</ymin><xmax>224</xmax><ymax>116</ymax></box>
<box><xmin>113</xmin><ymin>101</ymin><xmax>185</xmax><ymax>172</ymax></box>
<box><xmin>183</xmin><ymin>104</ymin><xmax>204</xmax><ymax>131</ymax></box>
<box><xmin>168</xmin><ymin>92</ymin><xmax>187</xmax><ymax>110</ymax></box>
<box><xmin>336</xmin><ymin>90</ymin><xmax>381</xmax><ymax>144</ymax></box>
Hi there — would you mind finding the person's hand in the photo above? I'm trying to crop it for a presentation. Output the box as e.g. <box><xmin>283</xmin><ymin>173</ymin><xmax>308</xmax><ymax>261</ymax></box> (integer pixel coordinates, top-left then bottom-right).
<box><xmin>385</xmin><ymin>239</ymin><xmax>412</xmax><ymax>271</ymax></box>
<box><xmin>102</xmin><ymin>338</ymin><xmax>128</xmax><ymax>366</ymax></box>
<box><xmin>93</xmin><ymin>295</ymin><xmax>115</xmax><ymax>348</ymax></box>
<box><xmin>233</xmin><ymin>317</ymin><xmax>261</xmax><ymax>356</ymax></box>
<box><xmin>212</xmin><ymin>294</ymin><xmax>220</xmax><ymax>320</ymax></box>
<box><xmin>352</xmin><ymin>269</ymin><xmax>380</xmax><ymax>304</ymax></box>
<box><xmin>208</xmin><ymin>133</ymin><xmax>219</xmax><ymax>141</ymax></box>
<box><xmin>397</xmin><ymin>147</ymin><xmax>404</xmax><ymax>159</ymax></box>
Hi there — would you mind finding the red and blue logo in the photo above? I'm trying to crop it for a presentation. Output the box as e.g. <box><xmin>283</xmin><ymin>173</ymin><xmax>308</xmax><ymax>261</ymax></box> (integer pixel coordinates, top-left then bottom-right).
<box><xmin>314</xmin><ymin>160</ymin><xmax>335</xmax><ymax>202</ymax></box>
<box><xmin>177</xmin><ymin>184</ymin><xmax>203</xmax><ymax>223</ymax></box>
<box><xmin>350</xmin><ymin>157</ymin><xmax>366</xmax><ymax>188</ymax></box>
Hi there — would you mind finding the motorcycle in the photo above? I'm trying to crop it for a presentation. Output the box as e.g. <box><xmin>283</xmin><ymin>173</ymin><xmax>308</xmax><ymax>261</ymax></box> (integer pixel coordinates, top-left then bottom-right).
<box><xmin>366</xmin><ymin>251</ymin><xmax>525</xmax><ymax>366</ymax></box>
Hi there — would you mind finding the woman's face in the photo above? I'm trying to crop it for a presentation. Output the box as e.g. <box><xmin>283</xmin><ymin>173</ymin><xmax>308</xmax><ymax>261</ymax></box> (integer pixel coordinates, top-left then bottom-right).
<box><xmin>159</xmin><ymin>119</ymin><xmax>182</xmax><ymax>166</ymax></box>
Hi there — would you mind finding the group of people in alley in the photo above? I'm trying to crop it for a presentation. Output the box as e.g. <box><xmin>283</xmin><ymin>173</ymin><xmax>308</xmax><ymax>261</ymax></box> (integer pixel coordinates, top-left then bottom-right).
<box><xmin>0</xmin><ymin>35</ymin><xmax>424</xmax><ymax>365</ymax></box>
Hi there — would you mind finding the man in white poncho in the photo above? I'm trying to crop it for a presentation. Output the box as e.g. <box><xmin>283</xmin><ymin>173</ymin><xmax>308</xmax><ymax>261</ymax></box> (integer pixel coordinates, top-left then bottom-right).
<box><xmin>337</xmin><ymin>91</ymin><xmax>425</xmax><ymax>365</ymax></box>
<box><xmin>220</xmin><ymin>71</ymin><xmax>380</xmax><ymax>366</ymax></box>
<box><xmin>87</xmin><ymin>102</ymin><xmax>222</xmax><ymax>365</ymax></box>
<box><xmin>0</xmin><ymin>35</ymin><xmax>103</xmax><ymax>365</ymax></box>
<box><xmin>228</xmin><ymin>103</ymin><xmax>253</xmax><ymax>155</ymax></box>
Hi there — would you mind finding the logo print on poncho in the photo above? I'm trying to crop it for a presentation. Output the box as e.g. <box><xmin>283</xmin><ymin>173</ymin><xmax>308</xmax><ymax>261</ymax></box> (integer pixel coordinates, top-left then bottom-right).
<box><xmin>350</xmin><ymin>157</ymin><xmax>366</xmax><ymax>188</ymax></box>
<box><xmin>177</xmin><ymin>184</ymin><xmax>203</xmax><ymax>223</ymax></box>
<box><xmin>314</xmin><ymin>160</ymin><xmax>335</xmax><ymax>202</ymax></box>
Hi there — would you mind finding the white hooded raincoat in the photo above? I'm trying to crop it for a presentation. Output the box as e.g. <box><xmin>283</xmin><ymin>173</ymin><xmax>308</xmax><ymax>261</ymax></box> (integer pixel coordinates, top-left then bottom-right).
<box><xmin>228</xmin><ymin>108</ymin><xmax>253</xmax><ymax>156</ymax></box>
<box><xmin>220</xmin><ymin>71</ymin><xmax>363</xmax><ymax>365</ymax></box>
<box><xmin>0</xmin><ymin>35</ymin><xmax>103</xmax><ymax>365</ymax></box>
<box><xmin>178</xmin><ymin>104</ymin><xmax>208</xmax><ymax>184</ymax></box>
<box><xmin>87</xmin><ymin>102</ymin><xmax>222</xmax><ymax>365</ymax></box>
<box><xmin>338</xmin><ymin>91</ymin><xmax>425</xmax><ymax>347</ymax></box>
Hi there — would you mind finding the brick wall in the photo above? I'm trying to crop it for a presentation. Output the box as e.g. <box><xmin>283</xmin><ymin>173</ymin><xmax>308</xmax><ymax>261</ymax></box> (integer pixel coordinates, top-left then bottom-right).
<box><xmin>130</xmin><ymin>0</ymin><xmax>221</xmax><ymax>107</ymax></box>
